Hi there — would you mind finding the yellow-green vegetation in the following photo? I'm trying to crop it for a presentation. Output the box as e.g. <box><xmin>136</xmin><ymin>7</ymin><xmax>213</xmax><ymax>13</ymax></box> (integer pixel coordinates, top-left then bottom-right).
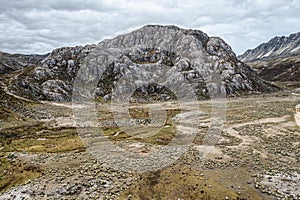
<box><xmin>0</xmin><ymin>107</ymin><xmax>23</xmax><ymax>123</ymax></box>
<box><xmin>118</xmin><ymin>164</ymin><xmax>264</xmax><ymax>200</ymax></box>
<box><xmin>129</xmin><ymin>107</ymin><xmax>150</xmax><ymax>119</ymax></box>
<box><xmin>100</xmin><ymin>108</ymin><xmax>180</xmax><ymax>145</ymax></box>
<box><xmin>0</xmin><ymin>153</ymin><xmax>41</xmax><ymax>192</ymax></box>
<box><xmin>143</xmin><ymin>123</ymin><xmax>175</xmax><ymax>145</ymax></box>
<box><xmin>226</xmin><ymin>100</ymin><xmax>299</xmax><ymax>124</ymax></box>
<box><xmin>101</xmin><ymin>121</ymin><xmax>176</xmax><ymax>145</ymax></box>
<box><xmin>1</xmin><ymin>136</ymin><xmax>84</xmax><ymax>153</ymax></box>
<box><xmin>0</xmin><ymin>126</ymin><xmax>85</xmax><ymax>153</ymax></box>
<box><xmin>274</xmin><ymin>81</ymin><xmax>300</xmax><ymax>90</ymax></box>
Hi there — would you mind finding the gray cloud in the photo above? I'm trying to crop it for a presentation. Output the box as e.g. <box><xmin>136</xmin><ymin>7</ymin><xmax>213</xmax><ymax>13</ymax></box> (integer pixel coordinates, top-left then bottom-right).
<box><xmin>0</xmin><ymin>0</ymin><xmax>299</xmax><ymax>55</ymax></box>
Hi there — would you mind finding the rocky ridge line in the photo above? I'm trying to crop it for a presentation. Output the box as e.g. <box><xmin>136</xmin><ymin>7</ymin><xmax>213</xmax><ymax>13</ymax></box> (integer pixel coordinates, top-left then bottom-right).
<box><xmin>3</xmin><ymin>25</ymin><xmax>278</xmax><ymax>102</ymax></box>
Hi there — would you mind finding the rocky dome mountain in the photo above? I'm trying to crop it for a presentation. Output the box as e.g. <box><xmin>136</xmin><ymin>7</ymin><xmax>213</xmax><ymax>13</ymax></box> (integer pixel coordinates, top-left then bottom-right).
<box><xmin>2</xmin><ymin>25</ymin><xmax>278</xmax><ymax>102</ymax></box>
<box><xmin>238</xmin><ymin>32</ymin><xmax>300</xmax><ymax>82</ymax></box>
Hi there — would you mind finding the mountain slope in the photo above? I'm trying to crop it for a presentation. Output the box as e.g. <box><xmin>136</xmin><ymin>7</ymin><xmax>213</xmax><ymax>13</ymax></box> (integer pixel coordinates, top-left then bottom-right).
<box><xmin>244</xmin><ymin>55</ymin><xmax>300</xmax><ymax>82</ymax></box>
<box><xmin>238</xmin><ymin>32</ymin><xmax>300</xmax><ymax>62</ymax></box>
<box><xmin>0</xmin><ymin>51</ymin><xmax>48</xmax><ymax>74</ymax></box>
<box><xmin>238</xmin><ymin>32</ymin><xmax>300</xmax><ymax>82</ymax></box>
<box><xmin>3</xmin><ymin>25</ymin><xmax>278</xmax><ymax>102</ymax></box>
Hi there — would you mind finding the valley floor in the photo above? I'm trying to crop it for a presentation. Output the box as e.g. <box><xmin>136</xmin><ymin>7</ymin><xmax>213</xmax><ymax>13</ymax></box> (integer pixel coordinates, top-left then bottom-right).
<box><xmin>0</xmin><ymin>90</ymin><xmax>299</xmax><ymax>200</ymax></box>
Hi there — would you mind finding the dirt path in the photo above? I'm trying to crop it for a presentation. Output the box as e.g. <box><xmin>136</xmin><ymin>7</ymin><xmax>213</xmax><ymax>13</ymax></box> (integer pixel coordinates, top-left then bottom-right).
<box><xmin>226</xmin><ymin>95</ymin><xmax>300</xmax><ymax>104</ymax></box>
<box><xmin>224</xmin><ymin>115</ymin><xmax>290</xmax><ymax>147</ymax></box>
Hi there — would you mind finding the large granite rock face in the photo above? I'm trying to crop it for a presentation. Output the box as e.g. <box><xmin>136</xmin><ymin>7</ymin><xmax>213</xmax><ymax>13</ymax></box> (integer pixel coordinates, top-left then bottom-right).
<box><xmin>0</xmin><ymin>51</ymin><xmax>48</xmax><ymax>74</ymax></box>
<box><xmin>6</xmin><ymin>25</ymin><xmax>278</xmax><ymax>102</ymax></box>
<box><xmin>238</xmin><ymin>32</ymin><xmax>300</xmax><ymax>82</ymax></box>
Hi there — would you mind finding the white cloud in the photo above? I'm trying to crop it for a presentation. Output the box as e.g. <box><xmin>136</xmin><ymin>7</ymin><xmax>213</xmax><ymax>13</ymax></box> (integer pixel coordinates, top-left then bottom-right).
<box><xmin>0</xmin><ymin>0</ymin><xmax>299</xmax><ymax>55</ymax></box>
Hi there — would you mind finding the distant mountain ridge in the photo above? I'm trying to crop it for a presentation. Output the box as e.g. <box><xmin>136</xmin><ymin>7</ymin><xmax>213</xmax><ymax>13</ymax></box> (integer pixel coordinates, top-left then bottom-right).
<box><xmin>238</xmin><ymin>32</ymin><xmax>300</xmax><ymax>82</ymax></box>
<box><xmin>239</xmin><ymin>32</ymin><xmax>300</xmax><ymax>62</ymax></box>
<box><xmin>0</xmin><ymin>51</ymin><xmax>48</xmax><ymax>74</ymax></box>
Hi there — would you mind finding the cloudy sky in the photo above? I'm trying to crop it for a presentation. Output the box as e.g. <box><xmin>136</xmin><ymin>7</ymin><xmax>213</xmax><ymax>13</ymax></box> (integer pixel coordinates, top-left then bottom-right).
<box><xmin>0</xmin><ymin>0</ymin><xmax>299</xmax><ymax>55</ymax></box>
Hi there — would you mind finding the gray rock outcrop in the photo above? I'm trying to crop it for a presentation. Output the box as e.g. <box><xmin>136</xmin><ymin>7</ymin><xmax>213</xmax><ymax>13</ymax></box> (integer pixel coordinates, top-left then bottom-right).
<box><xmin>5</xmin><ymin>25</ymin><xmax>278</xmax><ymax>102</ymax></box>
